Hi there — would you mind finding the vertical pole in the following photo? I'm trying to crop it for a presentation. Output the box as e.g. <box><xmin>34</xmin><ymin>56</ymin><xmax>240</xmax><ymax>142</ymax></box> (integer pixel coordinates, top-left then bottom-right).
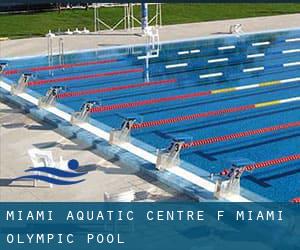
<box><xmin>58</xmin><ymin>38</ymin><xmax>61</xmax><ymax>65</ymax></box>
<box><xmin>127</xmin><ymin>4</ymin><xmax>131</xmax><ymax>30</ymax></box>
<box><xmin>47</xmin><ymin>37</ymin><xmax>50</xmax><ymax>65</ymax></box>
<box><xmin>131</xmin><ymin>4</ymin><xmax>134</xmax><ymax>29</ymax></box>
<box><xmin>50</xmin><ymin>38</ymin><xmax>53</xmax><ymax>75</ymax></box>
<box><xmin>62</xmin><ymin>39</ymin><xmax>64</xmax><ymax>67</ymax></box>
<box><xmin>160</xmin><ymin>4</ymin><xmax>162</xmax><ymax>27</ymax></box>
<box><xmin>94</xmin><ymin>5</ymin><xmax>97</xmax><ymax>32</ymax></box>
<box><xmin>141</xmin><ymin>3</ymin><xmax>148</xmax><ymax>32</ymax></box>
<box><xmin>47</xmin><ymin>36</ymin><xmax>53</xmax><ymax>75</ymax></box>
<box><xmin>124</xmin><ymin>5</ymin><xmax>126</xmax><ymax>30</ymax></box>
<box><xmin>155</xmin><ymin>4</ymin><xmax>158</xmax><ymax>27</ymax></box>
<box><xmin>59</xmin><ymin>38</ymin><xmax>64</xmax><ymax>69</ymax></box>
<box><xmin>145</xmin><ymin>55</ymin><xmax>149</xmax><ymax>82</ymax></box>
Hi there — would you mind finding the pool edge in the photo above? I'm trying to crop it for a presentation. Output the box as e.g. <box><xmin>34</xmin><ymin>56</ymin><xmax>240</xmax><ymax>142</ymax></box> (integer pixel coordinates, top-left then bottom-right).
<box><xmin>0</xmin><ymin>84</ymin><xmax>220</xmax><ymax>202</ymax></box>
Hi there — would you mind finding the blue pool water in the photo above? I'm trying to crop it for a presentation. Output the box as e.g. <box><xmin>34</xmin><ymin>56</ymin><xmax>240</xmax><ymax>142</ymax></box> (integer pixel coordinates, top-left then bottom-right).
<box><xmin>2</xmin><ymin>28</ymin><xmax>300</xmax><ymax>201</ymax></box>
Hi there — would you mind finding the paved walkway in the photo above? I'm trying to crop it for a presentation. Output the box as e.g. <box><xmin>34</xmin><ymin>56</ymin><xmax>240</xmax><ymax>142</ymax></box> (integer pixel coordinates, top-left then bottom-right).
<box><xmin>0</xmin><ymin>14</ymin><xmax>299</xmax><ymax>58</ymax></box>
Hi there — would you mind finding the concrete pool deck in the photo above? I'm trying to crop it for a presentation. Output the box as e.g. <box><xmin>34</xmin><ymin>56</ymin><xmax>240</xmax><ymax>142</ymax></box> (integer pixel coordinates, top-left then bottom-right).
<box><xmin>0</xmin><ymin>14</ymin><xmax>299</xmax><ymax>201</ymax></box>
<box><xmin>0</xmin><ymin>13</ymin><xmax>299</xmax><ymax>58</ymax></box>
<box><xmin>0</xmin><ymin>101</ymin><xmax>191</xmax><ymax>201</ymax></box>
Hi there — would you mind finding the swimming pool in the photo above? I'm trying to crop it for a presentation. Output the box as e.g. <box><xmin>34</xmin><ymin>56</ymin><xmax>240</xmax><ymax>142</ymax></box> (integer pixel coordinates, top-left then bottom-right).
<box><xmin>1</xmin><ymin>28</ymin><xmax>300</xmax><ymax>202</ymax></box>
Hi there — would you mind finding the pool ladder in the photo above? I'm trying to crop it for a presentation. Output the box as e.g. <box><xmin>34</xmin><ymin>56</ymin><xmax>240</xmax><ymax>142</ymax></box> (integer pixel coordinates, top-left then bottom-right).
<box><xmin>144</xmin><ymin>27</ymin><xmax>160</xmax><ymax>82</ymax></box>
<box><xmin>47</xmin><ymin>36</ymin><xmax>65</xmax><ymax>75</ymax></box>
<box><xmin>58</xmin><ymin>38</ymin><xmax>65</xmax><ymax>69</ymax></box>
<box><xmin>47</xmin><ymin>36</ymin><xmax>53</xmax><ymax>75</ymax></box>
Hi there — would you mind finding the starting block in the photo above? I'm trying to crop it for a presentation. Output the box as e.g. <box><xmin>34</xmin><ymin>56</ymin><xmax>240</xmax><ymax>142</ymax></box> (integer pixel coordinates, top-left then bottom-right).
<box><xmin>214</xmin><ymin>158</ymin><xmax>254</xmax><ymax>199</ymax></box>
<box><xmin>0</xmin><ymin>62</ymin><xmax>7</xmax><ymax>74</ymax></box>
<box><xmin>156</xmin><ymin>134</ymin><xmax>192</xmax><ymax>170</ymax></box>
<box><xmin>229</xmin><ymin>24</ymin><xmax>243</xmax><ymax>35</ymax></box>
<box><xmin>11</xmin><ymin>73</ymin><xmax>32</xmax><ymax>95</ymax></box>
<box><xmin>38</xmin><ymin>86</ymin><xmax>65</xmax><ymax>108</ymax></box>
<box><xmin>109</xmin><ymin>114</ymin><xmax>143</xmax><ymax>145</ymax></box>
<box><xmin>214</xmin><ymin>170</ymin><xmax>242</xmax><ymax>199</ymax></box>
<box><xmin>71</xmin><ymin>101</ymin><xmax>99</xmax><ymax>124</ymax></box>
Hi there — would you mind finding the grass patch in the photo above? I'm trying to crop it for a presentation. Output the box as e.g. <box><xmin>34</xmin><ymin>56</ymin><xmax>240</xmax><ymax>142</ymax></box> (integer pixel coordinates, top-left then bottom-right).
<box><xmin>0</xmin><ymin>3</ymin><xmax>299</xmax><ymax>39</ymax></box>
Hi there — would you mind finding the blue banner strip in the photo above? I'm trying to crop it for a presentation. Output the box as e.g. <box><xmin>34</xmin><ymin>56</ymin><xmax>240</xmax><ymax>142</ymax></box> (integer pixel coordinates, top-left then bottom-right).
<box><xmin>0</xmin><ymin>202</ymin><xmax>299</xmax><ymax>250</ymax></box>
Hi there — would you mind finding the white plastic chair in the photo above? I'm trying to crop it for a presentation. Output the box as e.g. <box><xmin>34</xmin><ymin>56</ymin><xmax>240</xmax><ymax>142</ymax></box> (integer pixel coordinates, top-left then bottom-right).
<box><xmin>45</xmin><ymin>30</ymin><xmax>55</xmax><ymax>38</ymax></box>
<box><xmin>73</xmin><ymin>28</ymin><xmax>82</xmax><ymax>34</ymax></box>
<box><xmin>28</xmin><ymin>148</ymin><xmax>56</xmax><ymax>188</ymax></box>
<box><xmin>82</xmin><ymin>27</ymin><xmax>90</xmax><ymax>34</ymax></box>
<box><xmin>65</xmin><ymin>29</ymin><xmax>73</xmax><ymax>35</ymax></box>
<box><xmin>103</xmin><ymin>190</ymin><xmax>135</xmax><ymax>232</ymax></box>
<box><xmin>103</xmin><ymin>190</ymin><xmax>135</xmax><ymax>202</ymax></box>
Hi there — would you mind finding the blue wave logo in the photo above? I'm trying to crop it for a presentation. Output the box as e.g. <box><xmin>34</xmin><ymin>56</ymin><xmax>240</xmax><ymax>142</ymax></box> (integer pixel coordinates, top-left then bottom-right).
<box><xmin>13</xmin><ymin>159</ymin><xmax>86</xmax><ymax>185</ymax></box>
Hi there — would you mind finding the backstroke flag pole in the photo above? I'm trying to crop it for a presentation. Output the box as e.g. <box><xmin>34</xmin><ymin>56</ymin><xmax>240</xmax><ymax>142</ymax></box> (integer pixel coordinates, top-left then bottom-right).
<box><xmin>141</xmin><ymin>2</ymin><xmax>149</xmax><ymax>32</ymax></box>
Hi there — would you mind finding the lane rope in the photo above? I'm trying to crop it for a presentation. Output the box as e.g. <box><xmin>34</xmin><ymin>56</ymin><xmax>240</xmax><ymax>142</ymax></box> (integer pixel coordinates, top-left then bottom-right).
<box><xmin>91</xmin><ymin>90</ymin><xmax>212</xmax><ymax>112</ymax></box>
<box><xmin>182</xmin><ymin>121</ymin><xmax>300</xmax><ymax>148</ymax></box>
<box><xmin>90</xmin><ymin>77</ymin><xmax>300</xmax><ymax>113</ymax></box>
<box><xmin>131</xmin><ymin>96</ymin><xmax>300</xmax><ymax>129</ymax></box>
<box><xmin>291</xmin><ymin>197</ymin><xmax>300</xmax><ymax>203</ymax></box>
<box><xmin>28</xmin><ymin>68</ymin><xmax>143</xmax><ymax>86</ymax></box>
<box><xmin>3</xmin><ymin>59</ymin><xmax>118</xmax><ymax>75</ymax></box>
<box><xmin>219</xmin><ymin>154</ymin><xmax>300</xmax><ymax>180</ymax></box>
<box><xmin>133</xmin><ymin>105</ymin><xmax>254</xmax><ymax>129</ymax></box>
<box><xmin>241</xmin><ymin>154</ymin><xmax>300</xmax><ymax>172</ymax></box>
<box><xmin>57</xmin><ymin>78</ymin><xmax>177</xmax><ymax>98</ymax></box>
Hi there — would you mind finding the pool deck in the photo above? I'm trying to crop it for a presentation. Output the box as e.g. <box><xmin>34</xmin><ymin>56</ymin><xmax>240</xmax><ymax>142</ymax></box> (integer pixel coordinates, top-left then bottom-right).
<box><xmin>0</xmin><ymin>101</ymin><xmax>191</xmax><ymax>201</ymax></box>
<box><xmin>0</xmin><ymin>14</ymin><xmax>299</xmax><ymax>202</ymax></box>
<box><xmin>1</xmin><ymin>13</ymin><xmax>299</xmax><ymax>58</ymax></box>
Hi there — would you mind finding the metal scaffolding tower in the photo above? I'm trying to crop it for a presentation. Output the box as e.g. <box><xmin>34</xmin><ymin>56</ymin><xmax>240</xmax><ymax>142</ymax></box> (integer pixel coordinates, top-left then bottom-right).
<box><xmin>93</xmin><ymin>3</ymin><xmax>162</xmax><ymax>32</ymax></box>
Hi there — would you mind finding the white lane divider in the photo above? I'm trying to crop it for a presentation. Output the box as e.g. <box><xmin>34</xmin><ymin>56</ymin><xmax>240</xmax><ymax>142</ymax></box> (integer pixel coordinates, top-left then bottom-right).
<box><xmin>285</xmin><ymin>38</ymin><xmax>300</xmax><ymax>43</ymax></box>
<box><xmin>218</xmin><ymin>45</ymin><xmax>235</xmax><ymax>50</ymax></box>
<box><xmin>177</xmin><ymin>51</ymin><xmax>189</xmax><ymax>55</ymax></box>
<box><xmin>137</xmin><ymin>54</ymin><xmax>159</xmax><ymax>60</ymax></box>
<box><xmin>190</xmin><ymin>49</ymin><xmax>201</xmax><ymax>54</ymax></box>
<box><xmin>177</xmin><ymin>49</ymin><xmax>201</xmax><ymax>55</ymax></box>
<box><xmin>210</xmin><ymin>77</ymin><xmax>300</xmax><ymax>94</ymax></box>
<box><xmin>200</xmin><ymin>72</ymin><xmax>223</xmax><ymax>79</ymax></box>
<box><xmin>243</xmin><ymin>67</ymin><xmax>264</xmax><ymax>73</ymax></box>
<box><xmin>280</xmin><ymin>96</ymin><xmax>300</xmax><ymax>103</ymax></box>
<box><xmin>282</xmin><ymin>49</ymin><xmax>300</xmax><ymax>54</ymax></box>
<box><xmin>283</xmin><ymin>61</ymin><xmax>300</xmax><ymax>67</ymax></box>
<box><xmin>247</xmin><ymin>53</ymin><xmax>265</xmax><ymax>58</ymax></box>
<box><xmin>208</xmin><ymin>58</ymin><xmax>228</xmax><ymax>63</ymax></box>
<box><xmin>166</xmin><ymin>63</ymin><xmax>188</xmax><ymax>69</ymax></box>
<box><xmin>252</xmin><ymin>41</ymin><xmax>270</xmax><ymax>46</ymax></box>
<box><xmin>281</xmin><ymin>77</ymin><xmax>300</xmax><ymax>83</ymax></box>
